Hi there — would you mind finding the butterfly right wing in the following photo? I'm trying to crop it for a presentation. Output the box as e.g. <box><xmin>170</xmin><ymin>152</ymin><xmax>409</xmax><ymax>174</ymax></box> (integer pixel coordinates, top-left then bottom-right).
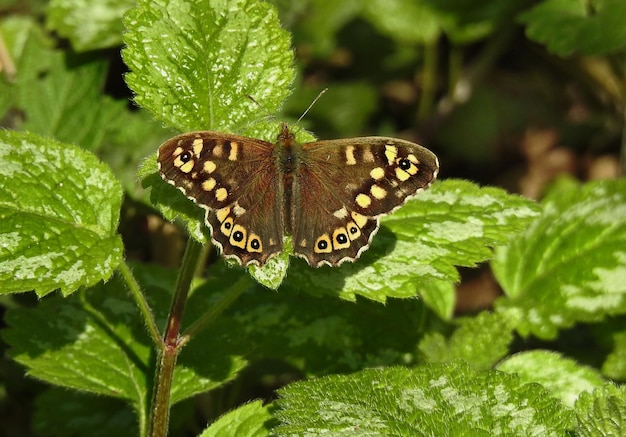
<box><xmin>157</xmin><ymin>131</ymin><xmax>284</xmax><ymax>266</ymax></box>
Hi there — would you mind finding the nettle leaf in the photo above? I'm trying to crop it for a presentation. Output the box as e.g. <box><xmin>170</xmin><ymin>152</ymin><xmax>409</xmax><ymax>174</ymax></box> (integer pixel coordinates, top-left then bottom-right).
<box><xmin>282</xmin><ymin>180</ymin><xmax>540</xmax><ymax>316</ymax></box>
<box><xmin>497</xmin><ymin>350</ymin><xmax>605</xmax><ymax>408</ymax></box>
<box><xmin>122</xmin><ymin>0</ymin><xmax>295</xmax><ymax>133</ymax></box>
<box><xmin>419</xmin><ymin>311</ymin><xmax>514</xmax><ymax>369</ymax></box>
<box><xmin>200</xmin><ymin>400</ymin><xmax>274</xmax><ymax>437</ymax></box>
<box><xmin>493</xmin><ymin>179</ymin><xmax>626</xmax><ymax>339</ymax></box>
<box><xmin>2</xmin><ymin>263</ymin><xmax>247</xmax><ymax>410</ymax></box>
<box><xmin>0</xmin><ymin>130</ymin><xmax>123</xmax><ymax>296</ymax></box>
<box><xmin>575</xmin><ymin>384</ymin><xmax>626</xmax><ymax>436</ymax></box>
<box><xmin>46</xmin><ymin>0</ymin><xmax>134</xmax><ymax>51</ymax></box>
<box><xmin>519</xmin><ymin>0</ymin><xmax>626</xmax><ymax>56</ymax></box>
<box><xmin>274</xmin><ymin>363</ymin><xmax>575</xmax><ymax>435</ymax></box>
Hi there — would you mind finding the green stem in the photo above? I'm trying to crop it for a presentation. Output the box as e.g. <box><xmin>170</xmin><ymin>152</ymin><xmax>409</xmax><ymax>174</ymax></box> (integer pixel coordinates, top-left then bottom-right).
<box><xmin>119</xmin><ymin>260</ymin><xmax>162</xmax><ymax>347</ymax></box>
<box><xmin>180</xmin><ymin>273</ymin><xmax>253</xmax><ymax>346</ymax></box>
<box><xmin>148</xmin><ymin>238</ymin><xmax>204</xmax><ymax>437</ymax></box>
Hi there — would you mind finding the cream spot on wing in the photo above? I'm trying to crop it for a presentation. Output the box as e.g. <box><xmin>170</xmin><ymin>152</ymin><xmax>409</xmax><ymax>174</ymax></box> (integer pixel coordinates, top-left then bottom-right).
<box><xmin>173</xmin><ymin>146</ymin><xmax>183</xmax><ymax>157</ymax></box>
<box><xmin>203</xmin><ymin>160</ymin><xmax>217</xmax><ymax>174</ymax></box>
<box><xmin>213</xmin><ymin>143</ymin><xmax>223</xmax><ymax>157</ymax></box>
<box><xmin>384</xmin><ymin>145</ymin><xmax>398</xmax><ymax>164</ymax></box>
<box><xmin>356</xmin><ymin>193</ymin><xmax>372</xmax><ymax>208</ymax></box>
<box><xmin>345</xmin><ymin>145</ymin><xmax>357</xmax><ymax>165</ymax></box>
<box><xmin>395</xmin><ymin>167</ymin><xmax>410</xmax><ymax>181</ymax></box>
<box><xmin>370</xmin><ymin>167</ymin><xmax>385</xmax><ymax>180</ymax></box>
<box><xmin>192</xmin><ymin>138</ymin><xmax>203</xmax><ymax>157</ymax></box>
<box><xmin>370</xmin><ymin>185</ymin><xmax>387</xmax><ymax>199</ymax></box>
<box><xmin>351</xmin><ymin>212</ymin><xmax>368</xmax><ymax>228</ymax></box>
<box><xmin>333</xmin><ymin>207</ymin><xmax>349</xmax><ymax>218</ymax></box>
<box><xmin>232</xmin><ymin>203</ymin><xmax>247</xmax><ymax>216</ymax></box>
<box><xmin>215</xmin><ymin>187</ymin><xmax>228</xmax><ymax>202</ymax></box>
<box><xmin>228</xmin><ymin>142</ymin><xmax>239</xmax><ymax>161</ymax></box>
<box><xmin>179</xmin><ymin>160</ymin><xmax>194</xmax><ymax>173</ymax></box>
<box><xmin>202</xmin><ymin>178</ymin><xmax>216</xmax><ymax>191</ymax></box>
<box><xmin>216</xmin><ymin>207</ymin><xmax>230</xmax><ymax>222</ymax></box>
<box><xmin>363</xmin><ymin>148</ymin><xmax>375</xmax><ymax>163</ymax></box>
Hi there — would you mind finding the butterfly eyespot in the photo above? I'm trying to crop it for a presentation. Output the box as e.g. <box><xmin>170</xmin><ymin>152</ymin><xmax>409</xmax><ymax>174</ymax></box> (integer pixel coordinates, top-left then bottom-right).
<box><xmin>224</xmin><ymin>221</ymin><xmax>232</xmax><ymax>230</ymax></box>
<box><xmin>180</xmin><ymin>151</ymin><xmax>192</xmax><ymax>163</ymax></box>
<box><xmin>233</xmin><ymin>230</ymin><xmax>244</xmax><ymax>242</ymax></box>
<box><xmin>250</xmin><ymin>239</ymin><xmax>260</xmax><ymax>250</ymax></box>
<box><xmin>336</xmin><ymin>234</ymin><xmax>348</xmax><ymax>244</ymax></box>
<box><xmin>398</xmin><ymin>158</ymin><xmax>411</xmax><ymax>171</ymax></box>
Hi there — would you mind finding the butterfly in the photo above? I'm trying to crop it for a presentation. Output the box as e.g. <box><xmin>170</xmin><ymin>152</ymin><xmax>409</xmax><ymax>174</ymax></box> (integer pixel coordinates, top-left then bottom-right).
<box><xmin>157</xmin><ymin>123</ymin><xmax>439</xmax><ymax>267</ymax></box>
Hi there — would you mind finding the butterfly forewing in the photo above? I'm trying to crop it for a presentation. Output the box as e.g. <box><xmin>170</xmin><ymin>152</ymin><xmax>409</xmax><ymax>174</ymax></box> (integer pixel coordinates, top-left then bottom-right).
<box><xmin>157</xmin><ymin>132</ymin><xmax>285</xmax><ymax>266</ymax></box>
<box><xmin>291</xmin><ymin>137</ymin><xmax>439</xmax><ymax>267</ymax></box>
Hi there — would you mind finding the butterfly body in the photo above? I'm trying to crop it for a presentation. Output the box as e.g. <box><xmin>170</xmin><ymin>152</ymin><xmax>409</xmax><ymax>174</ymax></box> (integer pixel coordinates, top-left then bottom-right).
<box><xmin>157</xmin><ymin>123</ymin><xmax>439</xmax><ymax>267</ymax></box>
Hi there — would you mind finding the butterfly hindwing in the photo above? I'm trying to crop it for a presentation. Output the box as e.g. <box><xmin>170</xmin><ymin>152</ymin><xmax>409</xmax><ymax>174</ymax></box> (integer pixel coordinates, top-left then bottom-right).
<box><xmin>157</xmin><ymin>132</ymin><xmax>284</xmax><ymax>266</ymax></box>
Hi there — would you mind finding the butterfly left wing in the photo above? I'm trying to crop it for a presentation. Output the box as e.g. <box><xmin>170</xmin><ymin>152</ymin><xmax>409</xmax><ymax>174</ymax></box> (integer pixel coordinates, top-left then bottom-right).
<box><xmin>291</xmin><ymin>137</ymin><xmax>439</xmax><ymax>267</ymax></box>
<box><xmin>157</xmin><ymin>131</ymin><xmax>285</xmax><ymax>266</ymax></box>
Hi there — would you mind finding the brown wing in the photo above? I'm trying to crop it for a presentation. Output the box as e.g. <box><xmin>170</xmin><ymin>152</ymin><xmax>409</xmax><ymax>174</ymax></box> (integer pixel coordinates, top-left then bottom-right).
<box><xmin>157</xmin><ymin>131</ymin><xmax>284</xmax><ymax>266</ymax></box>
<box><xmin>291</xmin><ymin>136</ymin><xmax>439</xmax><ymax>267</ymax></box>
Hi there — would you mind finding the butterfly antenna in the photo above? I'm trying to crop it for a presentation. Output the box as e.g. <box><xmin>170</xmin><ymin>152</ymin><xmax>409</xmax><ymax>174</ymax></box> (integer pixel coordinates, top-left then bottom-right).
<box><xmin>296</xmin><ymin>88</ymin><xmax>328</xmax><ymax>124</ymax></box>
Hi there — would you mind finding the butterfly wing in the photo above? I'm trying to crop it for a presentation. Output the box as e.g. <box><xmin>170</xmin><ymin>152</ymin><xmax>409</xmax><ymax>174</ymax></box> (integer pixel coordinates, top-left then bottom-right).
<box><xmin>158</xmin><ymin>132</ymin><xmax>284</xmax><ymax>266</ymax></box>
<box><xmin>291</xmin><ymin>137</ymin><xmax>439</xmax><ymax>267</ymax></box>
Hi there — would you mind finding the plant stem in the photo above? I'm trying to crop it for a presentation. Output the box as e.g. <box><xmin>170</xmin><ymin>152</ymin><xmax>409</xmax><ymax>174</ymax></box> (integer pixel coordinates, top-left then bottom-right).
<box><xmin>119</xmin><ymin>260</ymin><xmax>162</xmax><ymax>347</ymax></box>
<box><xmin>149</xmin><ymin>238</ymin><xmax>204</xmax><ymax>437</ymax></box>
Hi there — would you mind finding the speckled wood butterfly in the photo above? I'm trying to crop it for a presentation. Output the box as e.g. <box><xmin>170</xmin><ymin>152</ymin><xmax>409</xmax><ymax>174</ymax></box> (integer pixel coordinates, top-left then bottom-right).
<box><xmin>157</xmin><ymin>123</ymin><xmax>439</xmax><ymax>267</ymax></box>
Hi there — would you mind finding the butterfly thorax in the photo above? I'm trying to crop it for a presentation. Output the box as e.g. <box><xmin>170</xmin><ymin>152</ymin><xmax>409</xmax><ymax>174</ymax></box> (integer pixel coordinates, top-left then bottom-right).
<box><xmin>274</xmin><ymin>123</ymin><xmax>303</xmax><ymax>174</ymax></box>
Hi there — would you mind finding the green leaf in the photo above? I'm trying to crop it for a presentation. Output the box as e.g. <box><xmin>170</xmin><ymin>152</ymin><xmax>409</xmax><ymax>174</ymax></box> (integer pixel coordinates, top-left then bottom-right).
<box><xmin>519</xmin><ymin>0</ymin><xmax>626</xmax><ymax>56</ymax></box>
<box><xmin>282</xmin><ymin>179</ymin><xmax>540</xmax><ymax>317</ymax></box>
<box><xmin>34</xmin><ymin>389</ymin><xmax>137</xmax><ymax>437</ymax></box>
<box><xmin>200</xmin><ymin>400</ymin><xmax>274</xmax><ymax>437</ymax></box>
<box><xmin>419</xmin><ymin>311</ymin><xmax>514</xmax><ymax>369</ymax></box>
<box><xmin>122</xmin><ymin>0</ymin><xmax>295</xmax><ymax>132</ymax></box>
<box><xmin>361</xmin><ymin>0</ymin><xmax>441</xmax><ymax>44</ymax></box>
<box><xmin>575</xmin><ymin>384</ymin><xmax>626</xmax><ymax>436</ymax></box>
<box><xmin>0</xmin><ymin>17</ymin><xmax>126</xmax><ymax>151</ymax></box>
<box><xmin>498</xmin><ymin>350</ymin><xmax>605</xmax><ymax>408</ymax></box>
<box><xmin>2</xmin><ymin>263</ymin><xmax>247</xmax><ymax>410</ymax></box>
<box><xmin>46</xmin><ymin>0</ymin><xmax>133</xmax><ymax>51</ymax></box>
<box><xmin>274</xmin><ymin>363</ymin><xmax>575</xmax><ymax>435</ymax></box>
<box><xmin>493</xmin><ymin>179</ymin><xmax>626</xmax><ymax>339</ymax></box>
<box><xmin>0</xmin><ymin>130</ymin><xmax>123</xmax><ymax>296</ymax></box>
<box><xmin>185</xmin><ymin>265</ymin><xmax>427</xmax><ymax>375</ymax></box>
